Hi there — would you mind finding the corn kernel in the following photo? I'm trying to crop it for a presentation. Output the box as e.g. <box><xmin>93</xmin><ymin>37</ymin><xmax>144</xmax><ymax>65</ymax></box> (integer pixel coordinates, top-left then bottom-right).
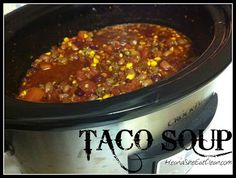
<box><xmin>19</xmin><ymin>90</ymin><xmax>27</xmax><ymax>97</ymax></box>
<box><xmin>91</xmin><ymin>63</ymin><xmax>97</xmax><ymax>67</ymax></box>
<box><xmin>84</xmin><ymin>33</ymin><xmax>89</xmax><ymax>39</ymax></box>
<box><xmin>82</xmin><ymin>67</ymin><xmax>89</xmax><ymax>71</ymax></box>
<box><xmin>94</xmin><ymin>55</ymin><xmax>100</xmax><ymax>59</ymax></box>
<box><xmin>126</xmin><ymin>73</ymin><xmax>135</xmax><ymax>80</ymax></box>
<box><xmin>93</xmin><ymin>55</ymin><xmax>100</xmax><ymax>64</ymax></box>
<box><xmin>147</xmin><ymin>59</ymin><xmax>157</xmax><ymax>67</ymax></box>
<box><xmin>64</xmin><ymin>37</ymin><xmax>69</xmax><ymax>42</ymax></box>
<box><xmin>109</xmin><ymin>66</ymin><xmax>113</xmax><ymax>71</ymax></box>
<box><xmin>126</xmin><ymin>62</ymin><xmax>133</xmax><ymax>69</ymax></box>
<box><xmin>171</xmin><ymin>37</ymin><xmax>176</xmax><ymax>41</ymax></box>
<box><xmin>154</xmin><ymin>35</ymin><xmax>158</xmax><ymax>39</ymax></box>
<box><xmin>103</xmin><ymin>94</ymin><xmax>111</xmax><ymax>99</ymax></box>
<box><xmin>72</xmin><ymin>80</ymin><xmax>77</xmax><ymax>85</ymax></box>
<box><xmin>150</xmin><ymin>60</ymin><xmax>157</xmax><ymax>67</ymax></box>
<box><xmin>97</xmin><ymin>84</ymin><xmax>101</xmax><ymax>87</ymax></box>
<box><xmin>68</xmin><ymin>41</ymin><xmax>72</xmax><ymax>47</ymax></box>
<box><xmin>154</xmin><ymin>57</ymin><xmax>161</xmax><ymax>61</ymax></box>
<box><xmin>59</xmin><ymin>54</ymin><xmax>64</xmax><ymax>58</ymax></box>
<box><xmin>93</xmin><ymin>57</ymin><xmax>99</xmax><ymax>64</ymax></box>
<box><xmin>89</xmin><ymin>50</ymin><xmax>95</xmax><ymax>58</ymax></box>
<box><xmin>45</xmin><ymin>52</ymin><xmax>51</xmax><ymax>56</ymax></box>
<box><xmin>139</xmin><ymin>41</ymin><xmax>146</xmax><ymax>45</ymax></box>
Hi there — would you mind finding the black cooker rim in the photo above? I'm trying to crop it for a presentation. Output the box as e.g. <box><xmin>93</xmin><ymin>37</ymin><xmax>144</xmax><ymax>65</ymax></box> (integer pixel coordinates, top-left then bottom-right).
<box><xmin>5</xmin><ymin>5</ymin><xmax>232</xmax><ymax>130</ymax></box>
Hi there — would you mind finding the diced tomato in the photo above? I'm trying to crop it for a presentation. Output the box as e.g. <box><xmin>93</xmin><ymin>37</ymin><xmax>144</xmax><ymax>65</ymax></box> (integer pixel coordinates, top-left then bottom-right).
<box><xmin>104</xmin><ymin>45</ymin><xmax>113</xmax><ymax>54</ymax></box>
<box><xmin>140</xmin><ymin>47</ymin><xmax>149</xmax><ymax>58</ymax></box>
<box><xmin>129</xmin><ymin>79</ymin><xmax>141</xmax><ymax>91</ymax></box>
<box><xmin>119</xmin><ymin>79</ymin><xmax>141</xmax><ymax>93</ymax></box>
<box><xmin>89</xmin><ymin>67</ymin><xmax>99</xmax><ymax>77</ymax></box>
<box><xmin>160</xmin><ymin>60</ymin><xmax>173</xmax><ymax>71</ymax></box>
<box><xmin>118</xmin><ymin>72</ymin><xmax>126</xmax><ymax>81</ymax></box>
<box><xmin>24</xmin><ymin>87</ymin><xmax>45</xmax><ymax>102</ymax></box>
<box><xmin>39</xmin><ymin>62</ymin><xmax>52</xmax><ymax>70</ymax></box>
<box><xmin>78</xmin><ymin>31</ymin><xmax>89</xmax><ymax>41</ymax></box>
<box><xmin>113</xmin><ymin>41</ymin><xmax>121</xmax><ymax>50</ymax></box>
<box><xmin>111</xmin><ymin>87</ymin><xmax>121</xmax><ymax>96</ymax></box>
<box><xmin>76</xmin><ymin>70</ymin><xmax>87</xmax><ymax>81</ymax></box>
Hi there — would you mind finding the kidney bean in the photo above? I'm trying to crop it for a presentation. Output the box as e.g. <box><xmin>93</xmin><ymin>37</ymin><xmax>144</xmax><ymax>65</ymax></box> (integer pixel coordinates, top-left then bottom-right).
<box><xmin>74</xmin><ymin>87</ymin><xmax>85</xmax><ymax>96</ymax></box>
<box><xmin>93</xmin><ymin>74</ymin><xmax>105</xmax><ymax>83</ymax></box>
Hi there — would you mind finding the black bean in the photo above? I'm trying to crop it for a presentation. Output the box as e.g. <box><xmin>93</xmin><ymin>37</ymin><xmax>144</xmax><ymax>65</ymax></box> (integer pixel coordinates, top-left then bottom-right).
<box><xmin>90</xmin><ymin>45</ymin><xmax>99</xmax><ymax>50</ymax></box>
<box><xmin>125</xmin><ymin>79</ymin><xmax>132</xmax><ymax>83</ymax></box>
<box><xmin>151</xmin><ymin>75</ymin><xmax>161</xmax><ymax>83</ymax></box>
<box><xmin>75</xmin><ymin>87</ymin><xmax>85</xmax><ymax>96</ymax></box>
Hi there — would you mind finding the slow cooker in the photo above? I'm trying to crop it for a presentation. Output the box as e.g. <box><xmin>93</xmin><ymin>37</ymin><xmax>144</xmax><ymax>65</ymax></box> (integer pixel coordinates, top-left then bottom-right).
<box><xmin>4</xmin><ymin>5</ymin><xmax>232</xmax><ymax>174</ymax></box>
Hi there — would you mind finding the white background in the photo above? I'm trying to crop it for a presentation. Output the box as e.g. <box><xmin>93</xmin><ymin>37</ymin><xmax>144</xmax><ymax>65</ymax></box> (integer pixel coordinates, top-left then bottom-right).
<box><xmin>3</xmin><ymin>3</ymin><xmax>233</xmax><ymax>175</ymax></box>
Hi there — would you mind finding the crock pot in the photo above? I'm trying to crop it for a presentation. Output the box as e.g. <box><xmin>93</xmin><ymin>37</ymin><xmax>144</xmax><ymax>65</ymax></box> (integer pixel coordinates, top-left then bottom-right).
<box><xmin>4</xmin><ymin>4</ymin><xmax>232</xmax><ymax>174</ymax></box>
